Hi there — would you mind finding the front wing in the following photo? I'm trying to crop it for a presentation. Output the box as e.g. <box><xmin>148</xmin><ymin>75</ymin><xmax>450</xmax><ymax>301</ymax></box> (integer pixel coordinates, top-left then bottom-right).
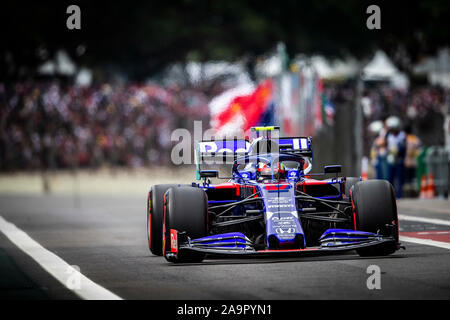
<box><xmin>165</xmin><ymin>229</ymin><xmax>399</xmax><ymax>260</ymax></box>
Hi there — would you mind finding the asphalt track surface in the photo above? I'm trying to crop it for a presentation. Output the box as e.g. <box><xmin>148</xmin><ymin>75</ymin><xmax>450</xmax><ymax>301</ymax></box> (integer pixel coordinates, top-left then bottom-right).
<box><xmin>0</xmin><ymin>193</ymin><xmax>449</xmax><ymax>300</ymax></box>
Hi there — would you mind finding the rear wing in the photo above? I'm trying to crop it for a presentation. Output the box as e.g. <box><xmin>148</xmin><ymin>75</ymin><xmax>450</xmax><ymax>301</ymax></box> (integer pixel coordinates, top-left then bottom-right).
<box><xmin>278</xmin><ymin>137</ymin><xmax>313</xmax><ymax>157</ymax></box>
<box><xmin>195</xmin><ymin>139</ymin><xmax>250</xmax><ymax>163</ymax></box>
<box><xmin>194</xmin><ymin>137</ymin><xmax>312</xmax><ymax>179</ymax></box>
<box><xmin>195</xmin><ymin>139</ymin><xmax>250</xmax><ymax>180</ymax></box>
<box><xmin>195</xmin><ymin>137</ymin><xmax>311</xmax><ymax>158</ymax></box>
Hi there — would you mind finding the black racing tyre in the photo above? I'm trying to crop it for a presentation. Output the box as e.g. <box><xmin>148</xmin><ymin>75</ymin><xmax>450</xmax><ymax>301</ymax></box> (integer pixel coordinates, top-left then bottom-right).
<box><xmin>351</xmin><ymin>179</ymin><xmax>399</xmax><ymax>256</ymax></box>
<box><xmin>344</xmin><ymin>177</ymin><xmax>361</xmax><ymax>198</ymax></box>
<box><xmin>337</xmin><ymin>177</ymin><xmax>361</xmax><ymax>221</ymax></box>
<box><xmin>163</xmin><ymin>186</ymin><xmax>208</xmax><ymax>263</ymax></box>
<box><xmin>147</xmin><ymin>184</ymin><xmax>188</xmax><ymax>256</ymax></box>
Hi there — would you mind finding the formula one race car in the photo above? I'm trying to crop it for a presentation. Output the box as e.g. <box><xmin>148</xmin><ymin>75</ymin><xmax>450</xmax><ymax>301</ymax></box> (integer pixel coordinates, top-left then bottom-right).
<box><xmin>147</xmin><ymin>126</ymin><xmax>400</xmax><ymax>263</ymax></box>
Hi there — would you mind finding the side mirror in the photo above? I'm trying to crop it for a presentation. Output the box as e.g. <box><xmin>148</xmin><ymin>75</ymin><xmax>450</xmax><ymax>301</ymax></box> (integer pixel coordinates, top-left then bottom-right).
<box><xmin>199</xmin><ymin>170</ymin><xmax>218</xmax><ymax>178</ymax></box>
<box><xmin>324</xmin><ymin>165</ymin><xmax>341</xmax><ymax>174</ymax></box>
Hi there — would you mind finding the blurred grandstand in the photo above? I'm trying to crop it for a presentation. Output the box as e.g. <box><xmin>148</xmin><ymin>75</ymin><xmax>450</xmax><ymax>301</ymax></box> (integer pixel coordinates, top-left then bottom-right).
<box><xmin>1</xmin><ymin>60</ymin><xmax>447</xmax><ymax>172</ymax></box>
<box><xmin>0</xmin><ymin>80</ymin><xmax>211</xmax><ymax>171</ymax></box>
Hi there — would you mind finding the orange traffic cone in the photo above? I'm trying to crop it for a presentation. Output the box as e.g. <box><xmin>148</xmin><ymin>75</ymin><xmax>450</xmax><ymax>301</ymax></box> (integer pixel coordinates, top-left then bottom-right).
<box><xmin>361</xmin><ymin>157</ymin><xmax>369</xmax><ymax>181</ymax></box>
<box><xmin>419</xmin><ymin>175</ymin><xmax>428</xmax><ymax>199</ymax></box>
<box><xmin>361</xmin><ymin>172</ymin><xmax>368</xmax><ymax>181</ymax></box>
<box><xmin>427</xmin><ymin>173</ymin><xmax>436</xmax><ymax>199</ymax></box>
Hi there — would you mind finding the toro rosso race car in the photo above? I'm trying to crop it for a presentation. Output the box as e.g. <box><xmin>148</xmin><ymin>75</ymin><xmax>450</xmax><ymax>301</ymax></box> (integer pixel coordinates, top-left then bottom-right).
<box><xmin>147</xmin><ymin>126</ymin><xmax>400</xmax><ymax>263</ymax></box>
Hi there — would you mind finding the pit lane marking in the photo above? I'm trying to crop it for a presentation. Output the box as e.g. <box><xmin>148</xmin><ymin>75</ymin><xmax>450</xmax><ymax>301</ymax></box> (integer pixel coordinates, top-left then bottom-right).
<box><xmin>399</xmin><ymin>236</ymin><xmax>450</xmax><ymax>250</ymax></box>
<box><xmin>417</xmin><ymin>231</ymin><xmax>450</xmax><ymax>235</ymax></box>
<box><xmin>0</xmin><ymin>215</ymin><xmax>123</xmax><ymax>300</ymax></box>
<box><xmin>398</xmin><ymin>215</ymin><xmax>450</xmax><ymax>249</ymax></box>
<box><xmin>401</xmin><ymin>231</ymin><xmax>450</xmax><ymax>242</ymax></box>
<box><xmin>398</xmin><ymin>214</ymin><xmax>450</xmax><ymax>227</ymax></box>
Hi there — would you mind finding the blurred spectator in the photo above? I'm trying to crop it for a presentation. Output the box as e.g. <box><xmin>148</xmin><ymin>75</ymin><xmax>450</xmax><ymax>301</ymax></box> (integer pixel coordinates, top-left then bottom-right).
<box><xmin>371</xmin><ymin>116</ymin><xmax>389</xmax><ymax>180</ymax></box>
<box><xmin>385</xmin><ymin>116</ymin><xmax>407</xmax><ymax>198</ymax></box>
<box><xmin>360</xmin><ymin>83</ymin><xmax>448</xmax><ymax>197</ymax></box>
<box><xmin>403</xmin><ymin>124</ymin><xmax>421</xmax><ymax>196</ymax></box>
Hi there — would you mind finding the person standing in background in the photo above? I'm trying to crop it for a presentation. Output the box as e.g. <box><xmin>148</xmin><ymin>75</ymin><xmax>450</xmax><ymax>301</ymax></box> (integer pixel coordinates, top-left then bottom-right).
<box><xmin>371</xmin><ymin>116</ymin><xmax>389</xmax><ymax>180</ymax></box>
<box><xmin>385</xmin><ymin>116</ymin><xmax>407</xmax><ymax>198</ymax></box>
<box><xmin>404</xmin><ymin>124</ymin><xmax>421</xmax><ymax>197</ymax></box>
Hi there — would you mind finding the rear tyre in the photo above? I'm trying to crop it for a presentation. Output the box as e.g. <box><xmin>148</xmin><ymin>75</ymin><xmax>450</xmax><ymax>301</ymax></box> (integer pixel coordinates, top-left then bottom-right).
<box><xmin>345</xmin><ymin>177</ymin><xmax>361</xmax><ymax>198</ymax></box>
<box><xmin>337</xmin><ymin>177</ymin><xmax>361</xmax><ymax>226</ymax></box>
<box><xmin>351</xmin><ymin>180</ymin><xmax>399</xmax><ymax>257</ymax></box>
<box><xmin>163</xmin><ymin>187</ymin><xmax>208</xmax><ymax>263</ymax></box>
<box><xmin>147</xmin><ymin>184</ymin><xmax>188</xmax><ymax>256</ymax></box>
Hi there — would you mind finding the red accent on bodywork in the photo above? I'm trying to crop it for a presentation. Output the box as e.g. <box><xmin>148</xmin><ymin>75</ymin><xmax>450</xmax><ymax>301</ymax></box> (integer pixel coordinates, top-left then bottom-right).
<box><xmin>170</xmin><ymin>229</ymin><xmax>178</xmax><ymax>253</ymax></box>
<box><xmin>350</xmin><ymin>188</ymin><xmax>357</xmax><ymax>230</ymax></box>
<box><xmin>264</xmin><ymin>183</ymin><xmax>290</xmax><ymax>191</ymax></box>
<box><xmin>213</xmin><ymin>183</ymin><xmax>238</xmax><ymax>189</ymax></box>
<box><xmin>162</xmin><ymin>193</ymin><xmax>167</xmax><ymax>256</ymax></box>
<box><xmin>212</xmin><ymin>182</ymin><xmax>244</xmax><ymax>197</ymax></box>
<box><xmin>303</xmin><ymin>179</ymin><xmax>329</xmax><ymax>185</ymax></box>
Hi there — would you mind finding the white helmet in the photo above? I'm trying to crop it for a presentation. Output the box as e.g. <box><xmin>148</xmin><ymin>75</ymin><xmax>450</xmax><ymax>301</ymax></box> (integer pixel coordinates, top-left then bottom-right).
<box><xmin>368</xmin><ymin>120</ymin><xmax>384</xmax><ymax>134</ymax></box>
<box><xmin>386</xmin><ymin>116</ymin><xmax>401</xmax><ymax>130</ymax></box>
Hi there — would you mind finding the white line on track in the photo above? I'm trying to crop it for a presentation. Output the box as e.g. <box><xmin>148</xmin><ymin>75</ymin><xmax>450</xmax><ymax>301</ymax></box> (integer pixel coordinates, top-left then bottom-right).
<box><xmin>417</xmin><ymin>231</ymin><xmax>450</xmax><ymax>235</ymax></box>
<box><xmin>398</xmin><ymin>214</ymin><xmax>450</xmax><ymax>227</ymax></box>
<box><xmin>400</xmin><ymin>236</ymin><xmax>450</xmax><ymax>250</ymax></box>
<box><xmin>0</xmin><ymin>215</ymin><xmax>123</xmax><ymax>300</ymax></box>
<box><xmin>398</xmin><ymin>214</ymin><xmax>450</xmax><ymax>250</ymax></box>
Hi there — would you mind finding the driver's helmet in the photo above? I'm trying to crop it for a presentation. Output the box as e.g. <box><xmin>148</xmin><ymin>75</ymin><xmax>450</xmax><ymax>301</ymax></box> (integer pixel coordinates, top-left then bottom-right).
<box><xmin>257</xmin><ymin>162</ymin><xmax>286</xmax><ymax>180</ymax></box>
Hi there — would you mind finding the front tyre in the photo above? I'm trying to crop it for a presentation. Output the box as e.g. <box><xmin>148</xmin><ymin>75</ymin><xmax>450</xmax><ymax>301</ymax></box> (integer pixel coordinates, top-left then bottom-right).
<box><xmin>351</xmin><ymin>180</ymin><xmax>399</xmax><ymax>256</ymax></box>
<box><xmin>163</xmin><ymin>186</ymin><xmax>208</xmax><ymax>263</ymax></box>
<box><xmin>147</xmin><ymin>184</ymin><xmax>188</xmax><ymax>256</ymax></box>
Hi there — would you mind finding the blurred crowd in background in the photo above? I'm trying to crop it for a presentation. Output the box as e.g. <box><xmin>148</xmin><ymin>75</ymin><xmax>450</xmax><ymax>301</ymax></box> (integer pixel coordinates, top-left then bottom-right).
<box><xmin>1</xmin><ymin>78</ymin><xmax>448</xmax><ymax>178</ymax></box>
<box><xmin>0</xmin><ymin>81</ymin><xmax>211</xmax><ymax>171</ymax></box>
<box><xmin>0</xmin><ymin>72</ymin><xmax>449</xmax><ymax>201</ymax></box>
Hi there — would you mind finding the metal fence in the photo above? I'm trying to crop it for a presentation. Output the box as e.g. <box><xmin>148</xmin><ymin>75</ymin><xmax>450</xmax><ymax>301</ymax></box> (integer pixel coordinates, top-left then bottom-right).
<box><xmin>424</xmin><ymin>146</ymin><xmax>449</xmax><ymax>198</ymax></box>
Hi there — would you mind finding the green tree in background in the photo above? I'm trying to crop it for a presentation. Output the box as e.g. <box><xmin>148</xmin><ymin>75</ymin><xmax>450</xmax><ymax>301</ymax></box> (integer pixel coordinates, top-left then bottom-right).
<box><xmin>0</xmin><ymin>0</ymin><xmax>449</xmax><ymax>81</ymax></box>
